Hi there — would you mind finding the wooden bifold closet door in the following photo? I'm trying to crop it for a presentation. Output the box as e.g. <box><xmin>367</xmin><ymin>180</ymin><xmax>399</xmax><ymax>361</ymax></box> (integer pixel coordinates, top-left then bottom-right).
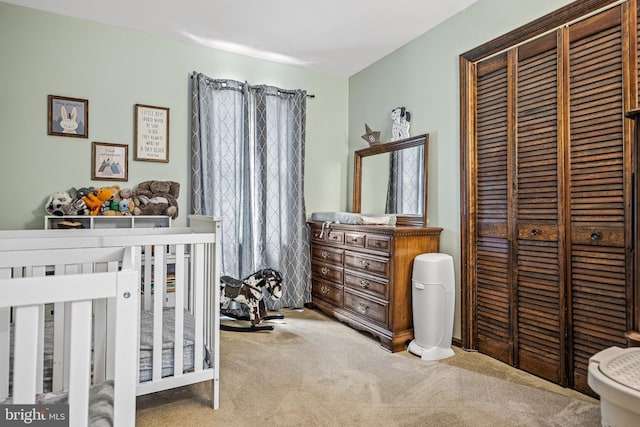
<box><xmin>467</xmin><ymin>3</ymin><xmax>634</xmax><ymax>395</ymax></box>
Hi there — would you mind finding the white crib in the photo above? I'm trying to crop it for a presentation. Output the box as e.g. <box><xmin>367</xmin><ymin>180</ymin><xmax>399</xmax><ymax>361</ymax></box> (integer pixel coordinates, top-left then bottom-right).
<box><xmin>0</xmin><ymin>245</ymin><xmax>139</xmax><ymax>426</ymax></box>
<box><xmin>0</xmin><ymin>216</ymin><xmax>222</xmax><ymax>420</ymax></box>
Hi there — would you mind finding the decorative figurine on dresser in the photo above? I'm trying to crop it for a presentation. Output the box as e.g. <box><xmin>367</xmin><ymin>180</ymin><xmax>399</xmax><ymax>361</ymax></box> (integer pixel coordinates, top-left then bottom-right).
<box><xmin>309</xmin><ymin>134</ymin><xmax>442</xmax><ymax>352</ymax></box>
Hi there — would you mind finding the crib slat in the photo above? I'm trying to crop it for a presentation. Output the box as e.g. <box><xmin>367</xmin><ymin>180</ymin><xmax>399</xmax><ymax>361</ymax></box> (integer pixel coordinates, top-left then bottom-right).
<box><xmin>0</xmin><ymin>308</ymin><xmax>8</xmax><ymax>400</ymax></box>
<box><xmin>143</xmin><ymin>245</ymin><xmax>153</xmax><ymax>312</ymax></box>
<box><xmin>152</xmin><ymin>247</ymin><xmax>165</xmax><ymax>382</ymax></box>
<box><xmin>68</xmin><ymin>300</ymin><xmax>92</xmax><ymax>427</ymax></box>
<box><xmin>31</xmin><ymin>266</ymin><xmax>46</xmax><ymax>395</ymax></box>
<box><xmin>103</xmin><ymin>258</ymin><xmax>119</xmax><ymax>382</ymax></box>
<box><xmin>12</xmin><ymin>305</ymin><xmax>40</xmax><ymax>404</ymax></box>
<box><xmin>0</xmin><ymin>268</ymin><xmax>11</xmax><ymax>400</ymax></box>
<box><xmin>211</xmin><ymin>222</ymin><xmax>222</xmax><ymax>409</ymax></box>
<box><xmin>173</xmin><ymin>245</ymin><xmax>185</xmax><ymax>379</ymax></box>
<box><xmin>53</xmin><ymin>264</ymin><xmax>69</xmax><ymax>392</ymax></box>
<box><xmin>193</xmin><ymin>243</ymin><xmax>204</xmax><ymax>374</ymax></box>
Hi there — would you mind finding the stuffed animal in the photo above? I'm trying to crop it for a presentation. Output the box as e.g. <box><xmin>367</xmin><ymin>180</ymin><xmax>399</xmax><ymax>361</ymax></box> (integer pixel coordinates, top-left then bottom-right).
<box><xmin>119</xmin><ymin>199</ymin><xmax>134</xmax><ymax>216</ymax></box>
<box><xmin>99</xmin><ymin>185</ymin><xmax>122</xmax><ymax>216</ymax></box>
<box><xmin>116</xmin><ymin>188</ymin><xmax>135</xmax><ymax>216</ymax></box>
<box><xmin>133</xmin><ymin>180</ymin><xmax>180</xmax><ymax>219</ymax></box>
<box><xmin>45</xmin><ymin>191</ymin><xmax>77</xmax><ymax>216</ymax></box>
<box><xmin>74</xmin><ymin>187</ymin><xmax>95</xmax><ymax>200</ymax></box>
<box><xmin>83</xmin><ymin>187</ymin><xmax>114</xmax><ymax>216</ymax></box>
<box><xmin>69</xmin><ymin>187</ymin><xmax>93</xmax><ymax>215</ymax></box>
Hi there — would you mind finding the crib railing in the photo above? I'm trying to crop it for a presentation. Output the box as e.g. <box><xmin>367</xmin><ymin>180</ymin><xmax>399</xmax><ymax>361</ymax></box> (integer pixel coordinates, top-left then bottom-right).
<box><xmin>0</xmin><ymin>216</ymin><xmax>221</xmax><ymax>410</ymax></box>
<box><xmin>0</xmin><ymin>245</ymin><xmax>138</xmax><ymax>427</ymax></box>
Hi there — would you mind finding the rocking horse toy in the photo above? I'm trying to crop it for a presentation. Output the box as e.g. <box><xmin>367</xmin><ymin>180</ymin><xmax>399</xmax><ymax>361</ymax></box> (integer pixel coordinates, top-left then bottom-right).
<box><xmin>220</xmin><ymin>268</ymin><xmax>284</xmax><ymax>332</ymax></box>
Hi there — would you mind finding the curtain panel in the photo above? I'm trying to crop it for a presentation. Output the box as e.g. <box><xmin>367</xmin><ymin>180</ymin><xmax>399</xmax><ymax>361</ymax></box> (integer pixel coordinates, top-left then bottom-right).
<box><xmin>191</xmin><ymin>73</ymin><xmax>311</xmax><ymax>308</ymax></box>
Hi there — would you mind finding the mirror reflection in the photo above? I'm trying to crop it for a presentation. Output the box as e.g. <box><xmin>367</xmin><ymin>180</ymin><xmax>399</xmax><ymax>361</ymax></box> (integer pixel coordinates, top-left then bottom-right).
<box><xmin>360</xmin><ymin>146</ymin><xmax>425</xmax><ymax>215</ymax></box>
<box><xmin>354</xmin><ymin>134</ymin><xmax>428</xmax><ymax>226</ymax></box>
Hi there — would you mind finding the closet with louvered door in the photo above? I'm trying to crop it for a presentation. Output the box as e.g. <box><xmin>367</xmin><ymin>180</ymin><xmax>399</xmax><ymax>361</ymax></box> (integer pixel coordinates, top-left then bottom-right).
<box><xmin>475</xmin><ymin>53</ymin><xmax>512</xmax><ymax>366</ymax></box>
<box><xmin>566</xmin><ymin>7</ymin><xmax>630</xmax><ymax>393</ymax></box>
<box><xmin>466</xmin><ymin>2</ymin><xmax>634</xmax><ymax>395</ymax></box>
<box><xmin>515</xmin><ymin>32</ymin><xmax>564</xmax><ymax>385</ymax></box>
<box><xmin>474</xmin><ymin>32</ymin><xmax>565</xmax><ymax>384</ymax></box>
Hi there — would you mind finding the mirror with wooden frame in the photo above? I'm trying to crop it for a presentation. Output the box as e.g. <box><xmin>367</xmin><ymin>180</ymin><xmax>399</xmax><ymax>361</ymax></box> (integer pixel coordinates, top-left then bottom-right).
<box><xmin>353</xmin><ymin>133</ymin><xmax>429</xmax><ymax>227</ymax></box>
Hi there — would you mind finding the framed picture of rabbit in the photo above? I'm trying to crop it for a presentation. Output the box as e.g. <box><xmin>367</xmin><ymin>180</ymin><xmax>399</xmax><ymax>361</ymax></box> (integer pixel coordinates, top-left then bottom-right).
<box><xmin>48</xmin><ymin>95</ymin><xmax>89</xmax><ymax>138</ymax></box>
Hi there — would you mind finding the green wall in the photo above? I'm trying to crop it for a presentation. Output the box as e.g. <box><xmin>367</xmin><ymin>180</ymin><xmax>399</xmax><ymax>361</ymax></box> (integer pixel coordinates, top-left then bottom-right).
<box><xmin>349</xmin><ymin>0</ymin><xmax>574</xmax><ymax>339</ymax></box>
<box><xmin>2</xmin><ymin>0</ymin><xmax>583</xmax><ymax>339</ymax></box>
<box><xmin>0</xmin><ymin>2</ymin><xmax>349</xmax><ymax>229</ymax></box>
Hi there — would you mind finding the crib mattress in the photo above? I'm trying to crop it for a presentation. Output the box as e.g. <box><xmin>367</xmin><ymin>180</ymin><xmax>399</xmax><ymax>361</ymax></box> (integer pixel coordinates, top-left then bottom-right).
<box><xmin>138</xmin><ymin>307</ymin><xmax>196</xmax><ymax>382</ymax></box>
<box><xmin>9</xmin><ymin>306</ymin><xmax>197</xmax><ymax>389</ymax></box>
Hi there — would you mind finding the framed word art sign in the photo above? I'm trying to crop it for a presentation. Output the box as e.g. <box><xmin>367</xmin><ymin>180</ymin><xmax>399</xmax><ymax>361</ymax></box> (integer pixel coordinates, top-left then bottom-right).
<box><xmin>135</xmin><ymin>104</ymin><xmax>169</xmax><ymax>162</ymax></box>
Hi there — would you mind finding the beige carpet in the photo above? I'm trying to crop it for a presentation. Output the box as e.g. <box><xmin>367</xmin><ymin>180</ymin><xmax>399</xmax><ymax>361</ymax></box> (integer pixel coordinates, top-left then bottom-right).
<box><xmin>136</xmin><ymin>308</ymin><xmax>601</xmax><ymax>426</ymax></box>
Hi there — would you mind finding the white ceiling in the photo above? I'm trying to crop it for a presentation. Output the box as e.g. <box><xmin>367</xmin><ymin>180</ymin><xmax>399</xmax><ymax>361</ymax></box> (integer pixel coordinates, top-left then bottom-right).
<box><xmin>4</xmin><ymin>0</ymin><xmax>479</xmax><ymax>77</ymax></box>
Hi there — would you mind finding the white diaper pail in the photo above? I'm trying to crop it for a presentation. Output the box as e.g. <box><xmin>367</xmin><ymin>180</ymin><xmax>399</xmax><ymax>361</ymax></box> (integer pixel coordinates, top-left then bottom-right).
<box><xmin>588</xmin><ymin>346</ymin><xmax>640</xmax><ymax>427</ymax></box>
<box><xmin>408</xmin><ymin>253</ymin><xmax>455</xmax><ymax>361</ymax></box>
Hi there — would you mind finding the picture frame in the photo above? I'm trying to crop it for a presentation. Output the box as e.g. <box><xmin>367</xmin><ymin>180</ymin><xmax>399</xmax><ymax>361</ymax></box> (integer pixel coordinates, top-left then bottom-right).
<box><xmin>135</xmin><ymin>104</ymin><xmax>170</xmax><ymax>162</ymax></box>
<box><xmin>48</xmin><ymin>95</ymin><xmax>89</xmax><ymax>138</ymax></box>
<box><xmin>92</xmin><ymin>141</ymin><xmax>128</xmax><ymax>181</ymax></box>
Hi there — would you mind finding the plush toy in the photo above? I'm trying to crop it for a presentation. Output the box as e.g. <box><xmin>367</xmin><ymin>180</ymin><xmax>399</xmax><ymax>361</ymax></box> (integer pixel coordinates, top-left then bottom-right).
<box><xmin>133</xmin><ymin>180</ymin><xmax>180</xmax><ymax>219</ymax></box>
<box><xmin>101</xmin><ymin>201</ymin><xmax>120</xmax><ymax>216</ymax></box>
<box><xmin>83</xmin><ymin>187</ymin><xmax>114</xmax><ymax>216</ymax></box>
<box><xmin>45</xmin><ymin>191</ymin><xmax>77</xmax><ymax>216</ymax></box>
<box><xmin>117</xmin><ymin>188</ymin><xmax>135</xmax><ymax>216</ymax></box>
<box><xmin>74</xmin><ymin>187</ymin><xmax>95</xmax><ymax>200</ymax></box>
<box><xmin>119</xmin><ymin>199</ymin><xmax>134</xmax><ymax>216</ymax></box>
<box><xmin>99</xmin><ymin>185</ymin><xmax>122</xmax><ymax>216</ymax></box>
<box><xmin>69</xmin><ymin>187</ymin><xmax>93</xmax><ymax>215</ymax></box>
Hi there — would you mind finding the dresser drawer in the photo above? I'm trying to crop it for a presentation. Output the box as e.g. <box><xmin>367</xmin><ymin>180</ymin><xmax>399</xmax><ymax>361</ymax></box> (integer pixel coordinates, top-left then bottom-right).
<box><xmin>311</xmin><ymin>244</ymin><xmax>344</xmax><ymax>266</ymax></box>
<box><xmin>311</xmin><ymin>261</ymin><xmax>343</xmax><ymax>285</ymax></box>
<box><xmin>311</xmin><ymin>227</ymin><xmax>325</xmax><ymax>242</ymax></box>
<box><xmin>312</xmin><ymin>280</ymin><xmax>343</xmax><ymax>306</ymax></box>
<box><xmin>366</xmin><ymin>234</ymin><xmax>391</xmax><ymax>253</ymax></box>
<box><xmin>311</xmin><ymin>226</ymin><xmax>345</xmax><ymax>245</ymax></box>
<box><xmin>344</xmin><ymin>251</ymin><xmax>390</xmax><ymax>278</ymax></box>
<box><xmin>344</xmin><ymin>232</ymin><xmax>365</xmax><ymax>248</ymax></box>
<box><xmin>344</xmin><ymin>290</ymin><xmax>388</xmax><ymax>326</ymax></box>
<box><xmin>344</xmin><ymin>271</ymin><xmax>388</xmax><ymax>300</ymax></box>
<box><xmin>326</xmin><ymin>230</ymin><xmax>344</xmax><ymax>245</ymax></box>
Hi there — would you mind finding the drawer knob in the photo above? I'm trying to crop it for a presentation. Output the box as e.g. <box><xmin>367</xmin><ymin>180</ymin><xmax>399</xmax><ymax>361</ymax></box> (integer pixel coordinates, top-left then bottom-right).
<box><xmin>358</xmin><ymin>303</ymin><xmax>369</xmax><ymax>313</ymax></box>
<box><xmin>361</xmin><ymin>260</ymin><xmax>370</xmax><ymax>268</ymax></box>
<box><xmin>360</xmin><ymin>279</ymin><xmax>370</xmax><ymax>289</ymax></box>
<box><xmin>591</xmin><ymin>232</ymin><xmax>601</xmax><ymax>241</ymax></box>
<box><xmin>321</xmin><ymin>267</ymin><xmax>330</xmax><ymax>275</ymax></box>
<box><xmin>321</xmin><ymin>251</ymin><xmax>329</xmax><ymax>259</ymax></box>
<box><xmin>531</xmin><ymin>229</ymin><xmax>539</xmax><ymax>236</ymax></box>
<box><xmin>321</xmin><ymin>286</ymin><xmax>330</xmax><ymax>295</ymax></box>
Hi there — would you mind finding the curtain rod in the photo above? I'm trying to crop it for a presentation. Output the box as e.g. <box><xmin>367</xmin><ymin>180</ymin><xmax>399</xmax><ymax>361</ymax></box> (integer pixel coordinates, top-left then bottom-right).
<box><xmin>191</xmin><ymin>72</ymin><xmax>315</xmax><ymax>98</ymax></box>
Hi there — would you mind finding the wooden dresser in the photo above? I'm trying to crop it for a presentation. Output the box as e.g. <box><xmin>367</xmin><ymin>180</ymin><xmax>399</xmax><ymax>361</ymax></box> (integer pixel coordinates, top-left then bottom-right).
<box><xmin>309</xmin><ymin>221</ymin><xmax>442</xmax><ymax>352</ymax></box>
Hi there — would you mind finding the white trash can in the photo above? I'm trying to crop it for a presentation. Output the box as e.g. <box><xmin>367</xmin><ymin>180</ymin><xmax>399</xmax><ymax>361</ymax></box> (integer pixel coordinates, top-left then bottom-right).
<box><xmin>408</xmin><ymin>253</ymin><xmax>455</xmax><ymax>361</ymax></box>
